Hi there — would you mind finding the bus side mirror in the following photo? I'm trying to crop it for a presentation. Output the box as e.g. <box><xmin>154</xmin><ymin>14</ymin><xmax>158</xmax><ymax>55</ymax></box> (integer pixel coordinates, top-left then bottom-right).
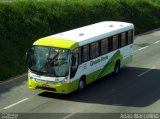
<box><xmin>25</xmin><ymin>50</ymin><xmax>29</xmax><ymax>63</ymax></box>
<box><xmin>25</xmin><ymin>49</ymin><xmax>33</xmax><ymax>63</ymax></box>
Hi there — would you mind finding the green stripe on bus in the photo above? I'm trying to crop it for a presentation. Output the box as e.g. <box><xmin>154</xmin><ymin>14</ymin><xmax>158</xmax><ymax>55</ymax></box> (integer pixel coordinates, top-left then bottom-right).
<box><xmin>97</xmin><ymin>50</ymin><xmax>122</xmax><ymax>78</ymax></box>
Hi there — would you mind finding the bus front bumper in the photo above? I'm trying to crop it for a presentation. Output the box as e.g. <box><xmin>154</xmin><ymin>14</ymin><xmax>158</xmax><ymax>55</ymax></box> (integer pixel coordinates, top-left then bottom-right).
<box><xmin>28</xmin><ymin>79</ymin><xmax>70</xmax><ymax>94</ymax></box>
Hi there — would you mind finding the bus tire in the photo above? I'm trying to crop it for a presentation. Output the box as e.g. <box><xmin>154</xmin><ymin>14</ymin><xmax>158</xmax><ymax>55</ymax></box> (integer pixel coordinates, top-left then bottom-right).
<box><xmin>114</xmin><ymin>60</ymin><xmax>120</xmax><ymax>75</ymax></box>
<box><xmin>78</xmin><ymin>79</ymin><xmax>85</xmax><ymax>91</ymax></box>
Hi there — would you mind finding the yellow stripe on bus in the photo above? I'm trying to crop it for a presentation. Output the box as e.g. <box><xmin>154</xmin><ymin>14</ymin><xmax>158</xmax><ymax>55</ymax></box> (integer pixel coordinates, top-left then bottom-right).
<box><xmin>33</xmin><ymin>38</ymin><xmax>79</xmax><ymax>50</ymax></box>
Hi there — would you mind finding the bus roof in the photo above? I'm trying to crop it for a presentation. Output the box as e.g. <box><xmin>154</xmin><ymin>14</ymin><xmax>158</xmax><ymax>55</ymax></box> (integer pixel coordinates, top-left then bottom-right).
<box><xmin>34</xmin><ymin>21</ymin><xmax>134</xmax><ymax>49</ymax></box>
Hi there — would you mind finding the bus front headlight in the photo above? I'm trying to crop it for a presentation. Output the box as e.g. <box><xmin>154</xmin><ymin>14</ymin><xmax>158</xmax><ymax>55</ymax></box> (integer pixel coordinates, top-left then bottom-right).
<box><xmin>29</xmin><ymin>76</ymin><xmax>36</xmax><ymax>81</ymax></box>
<box><xmin>57</xmin><ymin>77</ymin><xmax>68</xmax><ymax>84</ymax></box>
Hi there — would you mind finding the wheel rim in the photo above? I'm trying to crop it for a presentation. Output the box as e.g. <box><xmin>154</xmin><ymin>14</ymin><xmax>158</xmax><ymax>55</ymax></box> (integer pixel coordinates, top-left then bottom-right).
<box><xmin>79</xmin><ymin>80</ymin><xmax>84</xmax><ymax>90</ymax></box>
<box><xmin>115</xmin><ymin>66</ymin><xmax>119</xmax><ymax>73</ymax></box>
<box><xmin>115</xmin><ymin>63</ymin><xmax>120</xmax><ymax>74</ymax></box>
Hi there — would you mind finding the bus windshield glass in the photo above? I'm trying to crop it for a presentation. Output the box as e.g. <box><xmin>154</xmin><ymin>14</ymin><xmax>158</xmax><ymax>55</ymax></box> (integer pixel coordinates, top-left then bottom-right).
<box><xmin>28</xmin><ymin>46</ymin><xmax>70</xmax><ymax>77</ymax></box>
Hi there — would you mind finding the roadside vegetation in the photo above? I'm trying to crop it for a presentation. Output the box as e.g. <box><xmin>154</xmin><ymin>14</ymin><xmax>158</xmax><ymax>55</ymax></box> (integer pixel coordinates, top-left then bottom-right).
<box><xmin>0</xmin><ymin>0</ymin><xmax>160</xmax><ymax>81</ymax></box>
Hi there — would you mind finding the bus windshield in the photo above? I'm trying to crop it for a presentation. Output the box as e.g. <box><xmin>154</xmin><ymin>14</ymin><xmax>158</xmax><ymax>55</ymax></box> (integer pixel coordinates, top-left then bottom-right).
<box><xmin>28</xmin><ymin>46</ymin><xmax>70</xmax><ymax>77</ymax></box>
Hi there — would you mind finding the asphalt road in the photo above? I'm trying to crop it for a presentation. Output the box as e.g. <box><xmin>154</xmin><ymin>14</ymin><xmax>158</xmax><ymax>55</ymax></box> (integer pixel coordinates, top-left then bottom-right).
<box><xmin>0</xmin><ymin>29</ymin><xmax>160</xmax><ymax>119</ymax></box>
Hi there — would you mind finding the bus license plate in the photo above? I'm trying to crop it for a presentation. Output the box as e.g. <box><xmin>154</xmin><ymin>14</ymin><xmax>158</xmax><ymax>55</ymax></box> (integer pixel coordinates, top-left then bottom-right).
<box><xmin>42</xmin><ymin>84</ymin><xmax>49</xmax><ymax>88</ymax></box>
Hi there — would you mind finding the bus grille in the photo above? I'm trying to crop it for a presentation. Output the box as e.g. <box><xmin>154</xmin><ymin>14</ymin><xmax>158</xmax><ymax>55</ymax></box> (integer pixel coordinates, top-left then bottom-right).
<box><xmin>36</xmin><ymin>86</ymin><xmax>57</xmax><ymax>92</ymax></box>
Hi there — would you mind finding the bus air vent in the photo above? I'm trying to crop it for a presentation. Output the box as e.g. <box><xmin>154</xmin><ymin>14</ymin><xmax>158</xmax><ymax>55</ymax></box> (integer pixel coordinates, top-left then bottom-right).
<box><xmin>79</xmin><ymin>33</ymin><xmax>85</xmax><ymax>36</ymax></box>
<box><xmin>109</xmin><ymin>25</ymin><xmax>113</xmax><ymax>27</ymax></box>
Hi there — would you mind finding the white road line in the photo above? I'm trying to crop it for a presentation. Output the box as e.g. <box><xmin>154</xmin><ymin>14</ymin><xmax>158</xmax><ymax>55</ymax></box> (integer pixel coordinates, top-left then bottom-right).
<box><xmin>3</xmin><ymin>98</ymin><xmax>29</xmax><ymax>110</ymax></box>
<box><xmin>134</xmin><ymin>40</ymin><xmax>160</xmax><ymax>53</ymax></box>
<box><xmin>138</xmin><ymin>46</ymin><xmax>149</xmax><ymax>51</ymax></box>
<box><xmin>133</xmin><ymin>50</ymin><xmax>138</xmax><ymax>53</ymax></box>
<box><xmin>138</xmin><ymin>67</ymin><xmax>156</xmax><ymax>77</ymax></box>
<box><xmin>11</xmin><ymin>74</ymin><xmax>27</xmax><ymax>80</ymax></box>
<box><xmin>0</xmin><ymin>73</ymin><xmax>27</xmax><ymax>85</ymax></box>
<box><xmin>62</xmin><ymin>113</ymin><xmax>76</xmax><ymax>119</ymax></box>
<box><xmin>153</xmin><ymin>40</ymin><xmax>160</xmax><ymax>44</ymax></box>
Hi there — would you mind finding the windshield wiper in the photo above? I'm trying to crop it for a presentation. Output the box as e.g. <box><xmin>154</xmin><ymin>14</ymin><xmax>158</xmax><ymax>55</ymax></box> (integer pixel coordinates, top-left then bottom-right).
<box><xmin>31</xmin><ymin>69</ymin><xmax>47</xmax><ymax>75</ymax></box>
<box><xmin>48</xmin><ymin>52</ymin><xmax>59</xmax><ymax>61</ymax></box>
<box><xmin>38</xmin><ymin>51</ymin><xmax>60</xmax><ymax>76</ymax></box>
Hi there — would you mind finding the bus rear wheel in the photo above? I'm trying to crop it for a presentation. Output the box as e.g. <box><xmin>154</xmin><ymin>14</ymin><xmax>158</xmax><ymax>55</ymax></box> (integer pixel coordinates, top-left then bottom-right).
<box><xmin>114</xmin><ymin>61</ymin><xmax>120</xmax><ymax>75</ymax></box>
<box><xmin>78</xmin><ymin>79</ymin><xmax>85</xmax><ymax>91</ymax></box>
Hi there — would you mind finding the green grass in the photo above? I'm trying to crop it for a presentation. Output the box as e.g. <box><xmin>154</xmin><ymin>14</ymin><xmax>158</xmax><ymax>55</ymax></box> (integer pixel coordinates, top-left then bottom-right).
<box><xmin>0</xmin><ymin>0</ymin><xmax>160</xmax><ymax>81</ymax></box>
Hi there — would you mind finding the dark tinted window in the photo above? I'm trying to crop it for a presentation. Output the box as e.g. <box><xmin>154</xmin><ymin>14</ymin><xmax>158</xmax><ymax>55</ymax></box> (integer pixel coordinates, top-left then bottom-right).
<box><xmin>112</xmin><ymin>35</ymin><xmax>118</xmax><ymax>50</ymax></box>
<box><xmin>121</xmin><ymin>32</ymin><xmax>127</xmax><ymax>47</ymax></box>
<box><xmin>100</xmin><ymin>38</ymin><xmax>109</xmax><ymax>55</ymax></box>
<box><xmin>127</xmin><ymin>30</ymin><xmax>132</xmax><ymax>44</ymax></box>
<box><xmin>82</xmin><ymin>45</ymin><xmax>89</xmax><ymax>61</ymax></box>
<box><xmin>90</xmin><ymin>42</ymin><xmax>99</xmax><ymax>59</ymax></box>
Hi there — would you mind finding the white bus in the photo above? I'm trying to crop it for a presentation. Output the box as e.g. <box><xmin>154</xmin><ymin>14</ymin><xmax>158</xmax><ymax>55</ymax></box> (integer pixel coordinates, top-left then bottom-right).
<box><xmin>26</xmin><ymin>21</ymin><xmax>134</xmax><ymax>94</ymax></box>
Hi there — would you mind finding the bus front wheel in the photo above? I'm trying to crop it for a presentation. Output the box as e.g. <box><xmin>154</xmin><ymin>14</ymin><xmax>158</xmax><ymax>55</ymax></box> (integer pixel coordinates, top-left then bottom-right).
<box><xmin>78</xmin><ymin>79</ymin><xmax>85</xmax><ymax>91</ymax></box>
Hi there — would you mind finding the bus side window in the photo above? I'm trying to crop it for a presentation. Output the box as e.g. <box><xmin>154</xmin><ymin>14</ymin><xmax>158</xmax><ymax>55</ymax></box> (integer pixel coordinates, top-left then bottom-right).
<box><xmin>108</xmin><ymin>37</ymin><xmax>112</xmax><ymax>52</ymax></box>
<box><xmin>70</xmin><ymin>49</ymin><xmax>79</xmax><ymax>78</ymax></box>
<box><xmin>79</xmin><ymin>47</ymin><xmax>82</xmax><ymax>64</ymax></box>
<box><xmin>100</xmin><ymin>38</ymin><xmax>109</xmax><ymax>55</ymax></box>
<box><xmin>82</xmin><ymin>45</ymin><xmax>89</xmax><ymax>62</ymax></box>
<box><xmin>121</xmin><ymin>32</ymin><xmax>127</xmax><ymax>47</ymax></box>
<box><xmin>127</xmin><ymin>30</ymin><xmax>132</xmax><ymax>44</ymax></box>
<box><xmin>90</xmin><ymin>42</ymin><xmax>99</xmax><ymax>59</ymax></box>
<box><xmin>112</xmin><ymin>35</ymin><xmax>118</xmax><ymax>50</ymax></box>
<box><xmin>71</xmin><ymin>53</ymin><xmax>78</xmax><ymax>70</ymax></box>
